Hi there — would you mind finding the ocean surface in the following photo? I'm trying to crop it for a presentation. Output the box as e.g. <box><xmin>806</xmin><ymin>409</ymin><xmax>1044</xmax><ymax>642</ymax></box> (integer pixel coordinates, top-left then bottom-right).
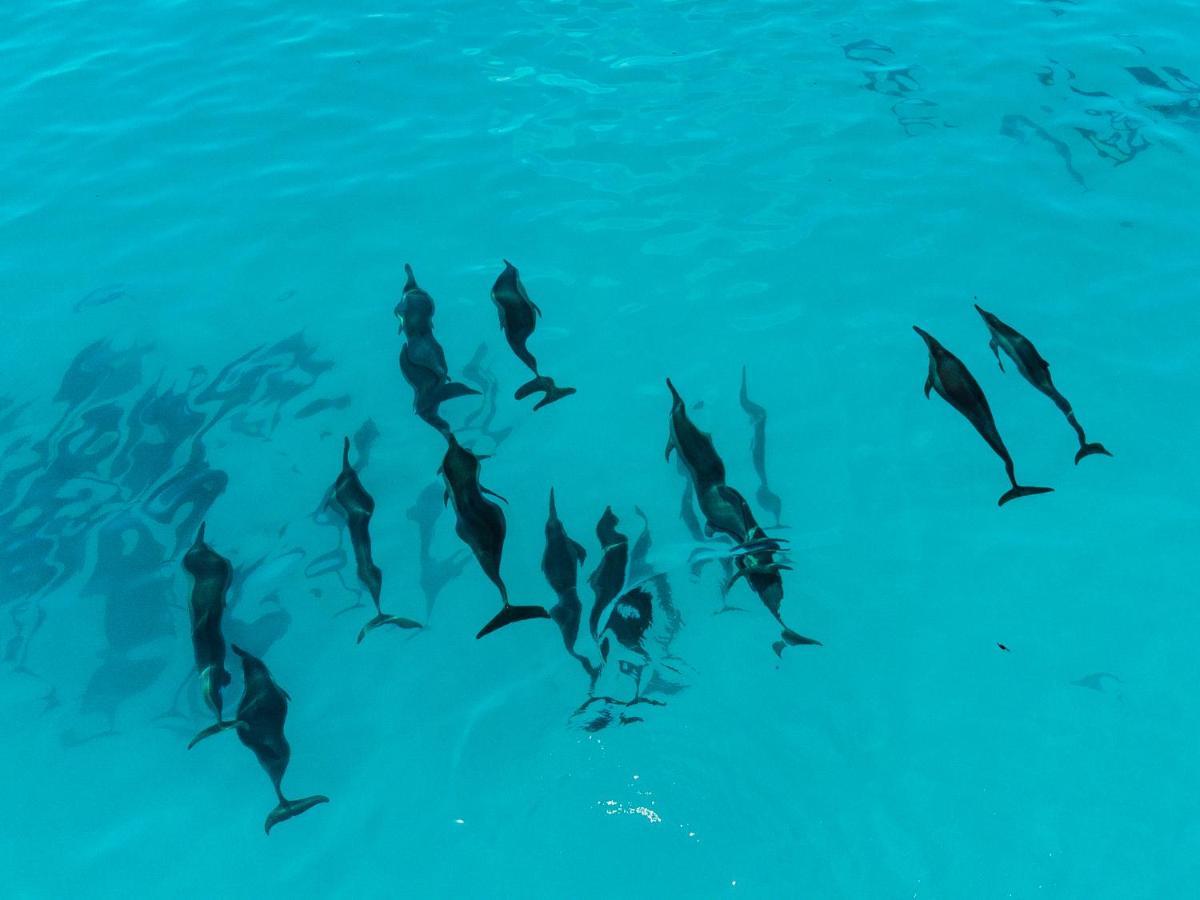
<box><xmin>2</xmin><ymin>1</ymin><xmax>1198</xmax><ymax>897</ymax></box>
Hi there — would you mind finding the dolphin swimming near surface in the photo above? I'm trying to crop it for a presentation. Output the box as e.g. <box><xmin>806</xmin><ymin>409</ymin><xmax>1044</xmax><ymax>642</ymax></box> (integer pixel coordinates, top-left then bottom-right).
<box><xmin>396</xmin><ymin>264</ymin><xmax>479</xmax><ymax>436</ymax></box>
<box><xmin>182</xmin><ymin>523</ymin><xmax>237</xmax><ymax>748</ymax></box>
<box><xmin>197</xmin><ymin>644</ymin><xmax>329</xmax><ymax>834</ymax></box>
<box><xmin>914</xmin><ymin>326</ymin><xmax>1053</xmax><ymax>506</ymax></box>
<box><xmin>541</xmin><ymin>489</ymin><xmax>598</xmax><ymax>679</ymax></box>
<box><xmin>330</xmin><ymin>437</ymin><xmax>422</xmax><ymax>643</ymax></box>
<box><xmin>974</xmin><ymin>303</ymin><xmax>1111</xmax><ymax>464</ymax></box>
<box><xmin>664</xmin><ymin>378</ymin><xmax>727</xmax><ymax>494</ymax></box>
<box><xmin>439</xmin><ymin>434</ymin><xmax>550</xmax><ymax>638</ymax></box>
<box><xmin>587</xmin><ymin>506</ymin><xmax>630</xmax><ymax>640</ymax></box>
<box><xmin>491</xmin><ymin>260</ymin><xmax>576</xmax><ymax>410</ymax></box>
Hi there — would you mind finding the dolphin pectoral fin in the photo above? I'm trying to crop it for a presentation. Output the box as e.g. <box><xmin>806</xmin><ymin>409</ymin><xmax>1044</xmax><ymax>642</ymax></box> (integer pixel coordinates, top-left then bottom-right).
<box><xmin>722</xmin><ymin>569</ymin><xmax>748</xmax><ymax>595</ymax></box>
<box><xmin>356</xmin><ymin>613</ymin><xmax>423</xmax><ymax>644</ymax></box>
<box><xmin>476</xmin><ymin>603</ymin><xmax>551</xmax><ymax>639</ymax></box>
<box><xmin>989</xmin><ymin>339</ymin><xmax>1004</xmax><ymax>372</ymax></box>
<box><xmin>570</xmin><ymin>539</ymin><xmax>588</xmax><ymax>565</ymax></box>
<box><xmin>923</xmin><ymin>373</ymin><xmax>933</xmax><ymax>398</ymax></box>
<box><xmin>443</xmin><ymin>489</ymin><xmax>450</xmax><ymax>506</ymax></box>
<box><xmin>1074</xmin><ymin>442</ymin><xmax>1112</xmax><ymax>464</ymax></box>
<box><xmin>482</xmin><ymin>487</ymin><xmax>509</xmax><ymax>504</ymax></box>
<box><xmin>664</xmin><ymin>436</ymin><xmax>674</xmax><ymax>462</ymax></box>
<box><xmin>186</xmin><ymin>719</ymin><xmax>238</xmax><ymax>750</ymax></box>
<box><xmin>265</xmin><ymin>795</ymin><xmax>330</xmax><ymax>835</ymax></box>
<box><xmin>998</xmin><ymin>484</ymin><xmax>1054</xmax><ymax>506</ymax></box>
<box><xmin>532</xmin><ymin>301</ymin><xmax>543</xmax><ymax>317</ymax></box>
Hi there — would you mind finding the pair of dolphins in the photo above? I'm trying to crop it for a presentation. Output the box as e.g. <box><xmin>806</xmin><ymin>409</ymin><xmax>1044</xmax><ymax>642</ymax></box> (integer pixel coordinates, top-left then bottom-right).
<box><xmin>394</xmin><ymin>262</ymin><xmax>574</xmax><ymax>432</ymax></box>
<box><xmin>665</xmin><ymin>379</ymin><xmax>819</xmax><ymax>655</ymax></box>
<box><xmin>915</xmin><ymin>304</ymin><xmax>1110</xmax><ymax>506</ymax></box>
<box><xmin>182</xmin><ymin>525</ymin><xmax>327</xmax><ymax>834</ymax></box>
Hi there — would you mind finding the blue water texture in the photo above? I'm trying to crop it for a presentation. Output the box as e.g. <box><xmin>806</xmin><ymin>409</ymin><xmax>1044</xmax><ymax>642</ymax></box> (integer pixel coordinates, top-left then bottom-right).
<box><xmin>2</xmin><ymin>1</ymin><xmax>1198</xmax><ymax>897</ymax></box>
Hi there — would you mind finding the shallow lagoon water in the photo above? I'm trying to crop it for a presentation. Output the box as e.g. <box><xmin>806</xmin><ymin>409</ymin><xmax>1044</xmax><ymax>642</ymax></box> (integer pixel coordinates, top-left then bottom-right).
<box><xmin>2</xmin><ymin>1</ymin><xmax>1199</xmax><ymax>897</ymax></box>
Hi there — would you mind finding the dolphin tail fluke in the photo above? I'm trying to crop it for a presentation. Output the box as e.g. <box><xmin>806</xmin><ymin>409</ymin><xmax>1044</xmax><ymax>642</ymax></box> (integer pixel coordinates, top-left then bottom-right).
<box><xmin>264</xmin><ymin>795</ymin><xmax>329</xmax><ymax>835</ymax></box>
<box><xmin>1074</xmin><ymin>442</ymin><xmax>1112</xmax><ymax>464</ymax></box>
<box><xmin>434</xmin><ymin>380</ymin><xmax>481</xmax><ymax>404</ymax></box>
<box><xmin>774</xmin><ymin>628</ymin><xmax>822</xmax><ymax>657</ymax></box>
<box><xmin>998</xmin><ymin>485</ymin><xmax>1054</xmax><ymax>506</ymax></box>
<box><xmin>186</xmin><ymin>719</ymin><xmax>237</xmax><ymax>750</ymax></box>
<box><xmin>476</xmin><ymin>604</ymin><xmax>551</xmax><ymax>639</ymax></box>
<box><xmin>515</xmin><ymin>375</ymin><xmax>551</xmax><ymax>400</ymax></box>
<box><xmin>356</xmin><ymin>613</ymin><xmax>423</xmax><ymax>644</ymax></box>
<box><xmin>515</xmin><ymin>375</ymin><xmax>576</xmax><ymax>410</ymax></box>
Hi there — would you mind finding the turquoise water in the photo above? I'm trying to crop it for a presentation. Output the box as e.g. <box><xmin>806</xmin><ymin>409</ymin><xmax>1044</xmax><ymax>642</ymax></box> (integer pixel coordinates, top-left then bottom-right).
<box><xmin>3</xmin><ymin>0</ymin><xmax>1199</xmax><ymax>896</ymax></box>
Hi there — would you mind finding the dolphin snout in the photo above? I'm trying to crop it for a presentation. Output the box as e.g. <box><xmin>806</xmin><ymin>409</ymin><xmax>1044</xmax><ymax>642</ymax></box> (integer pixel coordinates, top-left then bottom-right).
<box><xmin>912</xmin><ymin>325</ymin><xmax>934</xmax><ymax>345</ymax></box>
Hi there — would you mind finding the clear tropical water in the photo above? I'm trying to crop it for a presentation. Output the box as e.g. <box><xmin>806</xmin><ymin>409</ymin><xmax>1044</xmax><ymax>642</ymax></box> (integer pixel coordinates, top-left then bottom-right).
<box><xmin>2</xmin><ymin>1</ymin><xmax>1198</xmax><ymax>896</ymax></box>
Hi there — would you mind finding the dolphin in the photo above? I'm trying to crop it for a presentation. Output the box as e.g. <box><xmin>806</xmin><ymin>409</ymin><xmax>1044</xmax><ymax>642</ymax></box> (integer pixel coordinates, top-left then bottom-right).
<box><xmin>182</xmin><ymin>523</ymin><xmax>236</xmax><ymax>748</ymax></box>
<box><xmin>587</xmin><ymin>506</ymin><xmax>629</xmax><ymax>640</ymax></box>
<box><xmin>439</xmin><ymin>434</ymin><xmax>549</xmax><ymax>638</ymax></box>
<box><xmin>396</xmin><ymin>265</ymin><xmax>479</xmax><ymax>436</ymax></box>
<box><xmin>664</xmin><ymin>379</ymin><xmax>726</xmax><ymax>492</ymax></box>
<box><xmin>914</xmin><ymin>326</ymin><xmax>1053</xmax><ymax>506</ymax></box>
<box><xmin>490</xmin><ymin>260</ymin><xmax>576</xmax><ymax>410</ymax></box>
<box><xmin>224</xmin><ymin>645</ymin><xmax>329</xmax><ymax>834</ymax></box>
<box><xmin>974</xmin><ymin>303</ymin><xmax>1111</xmax><ymax>464</ymax></box>
<box><xmin>541</xmin><ymin>489</ymin><xmax>598</xmax><ymax>678</ymax></box>
<box><xmin>330</xmin><ymin>437</ymin><xmax>422</xmax><ymax>643</ymax></box>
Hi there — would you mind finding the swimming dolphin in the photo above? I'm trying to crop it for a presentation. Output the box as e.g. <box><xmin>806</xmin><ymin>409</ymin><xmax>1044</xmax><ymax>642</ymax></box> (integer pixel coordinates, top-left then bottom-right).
<box><xmin>490</xmin><ymin>260</ymin><xmax>575</xmax><ymax>410</ymax></box>
<box><xmin>541</xmin><ymin>488</ymin><xmax>598</xmax><ymax>679</ymax></box>
<box><xmin>587</xmin><ymin>506</ymin><xmax>629</xmax><ymax>640</ymax></box>
<box><xmin>396</xmin><ymin>265</ymin><xmax>479</xmax><ymax>435</ymax></box>
<box><xmin>974</xmin><ymin>304</ymin><xmax>1111</xmax><ymax>464</ymax></box>
<box><xmin>725</xmin><ymin>523</ymin><xmax>818</xmax><ymax>655</ymax></box>
<box><xmin>664</xmin><ymin>379</ymin><xmax>726</xmax><ymax>492</ymax></box>
<box><xmin>738</xmin><ymin>366</ymin><xmax>784</xmax><ymax>526</ymax></box>
<box><xmin>182</xmin><ymin>523</ymin><xmax>236</xmax><ymax>748</ymax></box>
<box><xmin>914</xmin><ymin>326</ymin><xmax>1053</xmax><ymax>506</ymax></box>
<box><xmin>228</xmin><ymin>645</ymin><xmax>328</xmax><ymax>834</ymax></box>
<box><xmin>330</xmin><ymin>437</ymin><xmax>422</xmax><ymax>643</ymax></box>
<box><xmin>439</xmin><ymin>434</ymin><xmax>549</xmax><ymax>638</ymax></box>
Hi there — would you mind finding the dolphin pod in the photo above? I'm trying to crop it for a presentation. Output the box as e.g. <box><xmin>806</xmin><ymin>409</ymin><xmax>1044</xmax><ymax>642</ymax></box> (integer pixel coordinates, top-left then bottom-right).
<box><xmin>165</xmin><ymin>262</ymin><xmax>1114</xmax><ymax>830</ymax></box>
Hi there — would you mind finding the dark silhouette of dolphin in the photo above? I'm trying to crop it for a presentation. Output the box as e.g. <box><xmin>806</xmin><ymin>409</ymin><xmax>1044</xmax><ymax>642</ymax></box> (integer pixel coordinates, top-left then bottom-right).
<box><xmin>914</xmin><ymin>326</ymin><xmax>1053</xmax><ymax>506</ymax></box>
<box><xmin>182</xmin><ymin>523</ymin><xmax>236</xmax><ymax>748</ymax></box>
<box><xmin>396</xmin><ymin>264</ymin><xmax>479</xmax><ymax>436</ymax></box>
<box><xmin>974</xmin><ymin>304</ymin><xmax>1111</xmax><ymax>464</ymax></box>
<box><xmin>220</xmin><ymin>645</ymin><xmax>329</xmax><ymax>834</ymax></box>
<box><xmin>439</xmin><ymin>434</ymin><xmax>549</xmax><ymax>638</ymax></box>
<box><xmin>330</xmin><ymin>437</ymin><xmax>422</xmax><ymax>643</ymax></box>
<box><xmin>587</xmin><ymin>506</ymin><xmax>629</xmax><ymax>640</ymax></box>
<box><xmin>491</xmin><ymin>260</ymin><xmax>575</xmax><ymax>410</ymax></box>
<box><xmin>541</xmin><ymin>489</ymin><xmax>598</xmax><ymax>679</ymax></box>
